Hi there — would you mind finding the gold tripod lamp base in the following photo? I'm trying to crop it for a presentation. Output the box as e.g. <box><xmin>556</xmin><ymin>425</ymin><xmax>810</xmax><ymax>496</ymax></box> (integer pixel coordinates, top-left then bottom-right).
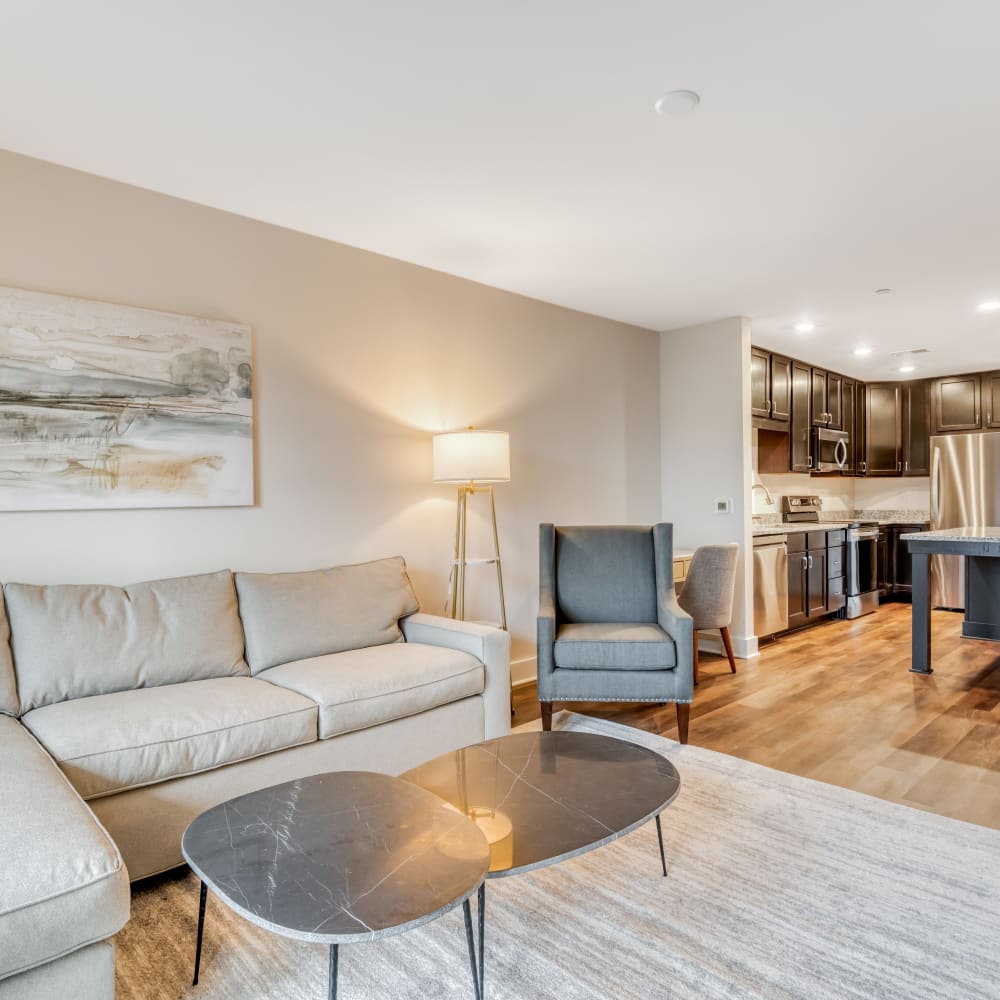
<box><xmin>433</xmin><ymin>428</ymin><xmax>510</xmax><ymax>631</ymax></box>
<box><xmin>447</xmin><ymin>483</ymin><xmax>507</xmax><ymax>629</ymax></box>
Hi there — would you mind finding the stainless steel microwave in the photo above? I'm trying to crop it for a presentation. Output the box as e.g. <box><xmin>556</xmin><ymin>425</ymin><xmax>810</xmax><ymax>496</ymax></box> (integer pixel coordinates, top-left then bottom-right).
<box><xmin>812</xmin><ymin>427</ymin><xmax>849</xmax><ymax>472</ymax></box>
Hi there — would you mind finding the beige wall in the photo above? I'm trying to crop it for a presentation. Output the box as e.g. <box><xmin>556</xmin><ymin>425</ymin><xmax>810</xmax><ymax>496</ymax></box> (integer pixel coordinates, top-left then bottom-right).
<box><xmin>0</xmin><ymin>151</ymin><xmax>661</xmax><ymax>681</ymax></box>
<box><xmin>660</xmin><ymin>317</ymin><xmax>756</xmax><ymax>658</ymax></box>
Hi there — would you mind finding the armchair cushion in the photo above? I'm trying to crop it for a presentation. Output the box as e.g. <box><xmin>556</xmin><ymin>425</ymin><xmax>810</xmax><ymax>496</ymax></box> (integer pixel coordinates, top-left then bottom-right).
<box><xmin>553</xmin><ymin>622</ymin><xmax>676</xmax><ymax>671</ymax></box>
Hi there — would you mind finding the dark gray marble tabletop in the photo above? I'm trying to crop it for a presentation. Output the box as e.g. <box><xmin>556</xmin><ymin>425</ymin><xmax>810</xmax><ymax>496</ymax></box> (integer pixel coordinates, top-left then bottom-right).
<box><xmin>181</xmin><ymin>771</ymin><xmax>489</xmax><ymax>943</ymax></box>
<box><xmin>402</xmin><ymin>731</ymin><xmax>681</xmax><ymax>878</ymax></box>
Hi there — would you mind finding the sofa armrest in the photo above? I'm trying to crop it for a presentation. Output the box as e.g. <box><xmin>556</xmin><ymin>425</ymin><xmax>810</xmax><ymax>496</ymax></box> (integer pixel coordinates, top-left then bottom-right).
<box><xmin>400</xmin><ymin>613</ymin><xmax>511</xmax><ymax>738</ymax></box>
<box><xmin>659</xmin><ymin>589</ymin><xmax>694</xmax><ymax>697</ymax></box>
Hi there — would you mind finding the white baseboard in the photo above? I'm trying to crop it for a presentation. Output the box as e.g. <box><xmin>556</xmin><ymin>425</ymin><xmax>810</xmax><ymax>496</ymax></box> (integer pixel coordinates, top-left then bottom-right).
<box><xmin>511</xmin><ymin>655</ymin><xmax>537</xmax><ymax>687</ymax></box>
<box><xmin>697</xmin><ymin>631</ymin><xmax>759</xmax><ymax>659</ymax></box>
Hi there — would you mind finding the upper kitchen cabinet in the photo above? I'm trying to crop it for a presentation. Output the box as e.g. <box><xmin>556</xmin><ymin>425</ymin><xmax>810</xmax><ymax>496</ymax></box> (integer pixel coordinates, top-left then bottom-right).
<box><xmin>790</xmin><ymin>361</ymin><xmax>812</xmax><ymax>472</ymax></box>
<box><xmin>751</xmin><ymin>348</ymin><xmax>792</xmax><ymax>424</ymax></box>
<box><xmin>931</xmin><ymin>373</ymin><xmax>981</xmax><ymax>433</ymax></box>
<box><xmin>902</xmin><ymin>380</ymin><xmax>930</xmax><ymax>476</ymax></box>
<box><xmin>770</xmin><ymin>354</ymin><xmax>792</xmax><ymax>421</ymax></box>
<box><xmin>810</xmin><ymin>369</ymin><xmax>843</xmax><ymax>430</ymax></box>
<box><xmin>841</xmin><ymin>379</ymin><xmax>857</xmax><ymax>475</ymax></box>
<box><xmin>984</xmin><ymin>371</ymin><xmax>1000</xmax><ymax>429</ymax></box>
<box><xmin>865</xmin><ymin>382</ymin><xmax>902</xmax><ymax>476</ymax></box>
<box><xmin>750</xmin><ymin>347</ymin><xmax>771</xmax><ymax>418</ymax></box>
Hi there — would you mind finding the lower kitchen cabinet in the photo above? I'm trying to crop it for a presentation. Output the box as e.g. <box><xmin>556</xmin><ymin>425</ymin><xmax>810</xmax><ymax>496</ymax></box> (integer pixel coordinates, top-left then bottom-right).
<box><xmin>787</xmin><ymin>530</ymin><xmax>845</xmax><ymax>628</ymax></box>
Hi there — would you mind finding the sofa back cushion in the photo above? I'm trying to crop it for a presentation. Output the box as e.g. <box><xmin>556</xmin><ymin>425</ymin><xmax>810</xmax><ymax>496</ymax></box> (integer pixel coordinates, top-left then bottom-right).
<box><xmin>6</xmin><ymin>571</ymin><xmax>249</xmax><ymax>712</ymax></box>
<box><xmin>0</xmin><ymin>589</ymin><xmax>18</xmax><ymax>716</ymax></box>
<box><xmin>555</xmin><ymin>525</ymin><xmax>658</xmax><ymax>623</ymax></box>
<box><xmin>235</xmin><ymin>557</ymin><xmax>420</xmax><ymax>673</ymax></box>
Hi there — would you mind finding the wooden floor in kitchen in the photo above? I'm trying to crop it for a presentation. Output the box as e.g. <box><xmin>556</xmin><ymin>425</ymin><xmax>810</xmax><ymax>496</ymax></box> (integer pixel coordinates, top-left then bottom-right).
<box><xmin>513</xmin><ymin>602</ymin><xmax>1000</xmax><ymax>830</ymax></box>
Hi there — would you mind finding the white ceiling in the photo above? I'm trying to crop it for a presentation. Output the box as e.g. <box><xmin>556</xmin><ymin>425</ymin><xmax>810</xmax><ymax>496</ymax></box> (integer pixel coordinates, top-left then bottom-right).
<box><xmin>2</xmin><ymin>1</ymin><xmax>1000</xmax><ymax>380</ymax></box>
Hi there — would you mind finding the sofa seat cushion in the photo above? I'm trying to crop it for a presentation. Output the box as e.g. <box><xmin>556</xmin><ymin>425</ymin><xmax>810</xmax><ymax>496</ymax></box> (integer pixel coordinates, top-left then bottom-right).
<box><xmin>258</xmin><ymin>642</ymin><xmax>484</xmax><ymax>739</ymax></box>
<box><xmin>553</xmin><ymin>622</ymin><xmax>677</xmax><ymax>671</ymax></box>
<box><xmin>0</xmin><ymin>716</ymin><xmax>129</xmax><ymax>980</ymax></box>
<box><xmin>20</xmin><ymin>677</ymin><xmax>318</xmax><ymax>800</ymax></box>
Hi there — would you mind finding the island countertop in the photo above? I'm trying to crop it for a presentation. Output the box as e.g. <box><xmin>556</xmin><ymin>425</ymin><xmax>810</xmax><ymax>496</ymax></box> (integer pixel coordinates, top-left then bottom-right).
<box><xmin>901</xmin><ymin>527</ymin><xmax>1000</xmax><ymax>555</ymax></box>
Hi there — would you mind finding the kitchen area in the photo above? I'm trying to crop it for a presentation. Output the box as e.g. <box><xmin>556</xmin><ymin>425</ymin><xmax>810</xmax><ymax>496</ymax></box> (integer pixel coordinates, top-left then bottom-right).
<box><xmin>748</xmin><ymin>346</ymin><xmax>1000</xmax><ymax>650</ymax></box>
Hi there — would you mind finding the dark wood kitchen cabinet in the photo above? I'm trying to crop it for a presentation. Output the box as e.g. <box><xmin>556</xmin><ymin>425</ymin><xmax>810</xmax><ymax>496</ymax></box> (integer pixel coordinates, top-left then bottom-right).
<box><xmin>841</xmin><ymin>379</ymin><xmax>857</xmax><ymax>475</ymax></box>
<box><xmin>751</xmin><ymin>348</ymin><xmax>792</xmax><ymax>423</ymax></box>
<box><xmin>865</xmin><ymin>383</ymin><xmax>902</xmax><ymax>476</ymax></box>
<box><xmin>932</xmin><ymin>374</ymin><xmax>981</xmax><ymax>433</ymax></box>
<box><xmin>790</xmin><ymin>361</ymin><xmax>812</xmax><ymax>472</ymax></box>
<box><xmin>750</xmin><ymin>348</ymin><xmax>771</xmax><ymax>418</ymax></box>
<box><xmin>770</xmin><ymin>354</ymin><xmax>792</xmax><ymax>421</ymax></box>
<box><xmin>811</xmin><ymin>369</ymin><xmax>843</xmax><ymax>429</ymax></box>
<box><xmin>984</xmin><ymin>371</ymin><xmax>1000</xmax><ymax>429</ymax></box>
<box><xmin>901</xmin><ymin>380</ymin><xmax>930</xmax><ymax>476</ymax></box>
<box><xmin>890</xmin><ymin>523</ymin><xmax>930</xmax><ymax>597</ymax></box>
<box><xmin>786</xmin><ymin>531</ymin><xmax>841</xmax><ymax>628</ymax></box>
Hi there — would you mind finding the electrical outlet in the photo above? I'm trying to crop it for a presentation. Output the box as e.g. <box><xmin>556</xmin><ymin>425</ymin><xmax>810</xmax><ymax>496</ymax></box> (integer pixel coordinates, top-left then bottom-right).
<box><xmin>715</xmin><ymin>498</ymin><xmax>733</xmax><ymax>514</ymax></box>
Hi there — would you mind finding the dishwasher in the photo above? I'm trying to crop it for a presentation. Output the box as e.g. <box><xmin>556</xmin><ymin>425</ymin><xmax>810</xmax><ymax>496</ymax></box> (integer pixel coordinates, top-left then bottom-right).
<box><xmin>753</xmin><ymin>534</ymin><xmax>789</xmax><ymax>636</ymax></box>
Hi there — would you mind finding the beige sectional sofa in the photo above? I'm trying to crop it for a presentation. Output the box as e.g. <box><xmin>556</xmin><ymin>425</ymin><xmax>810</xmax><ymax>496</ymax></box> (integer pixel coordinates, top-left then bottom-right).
<box><xmin>0</xmin><ymin>557</ymin><xmax>510</xmax><ymax>1000</ymax></box>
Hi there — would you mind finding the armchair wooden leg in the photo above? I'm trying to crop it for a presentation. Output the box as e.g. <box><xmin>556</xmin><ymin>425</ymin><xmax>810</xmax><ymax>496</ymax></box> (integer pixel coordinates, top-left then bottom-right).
<box><xmin>540</xmin><ymin>701</ymin><xmax>553</xmax><ymax>731</ymax></box>
<box><xmin>692</xmin><ymin>631</ymin><xmax>700</xmax><ymax>686</ymax></box>
<box><xmin>721</xmin><ymin>626</ymin><xmax>737</xmax><ymax>673</ymax></box>
<box><xmin>676</xmin><ymin>703</ymin><xmax>690</xmax><ymax>745</ymax></box>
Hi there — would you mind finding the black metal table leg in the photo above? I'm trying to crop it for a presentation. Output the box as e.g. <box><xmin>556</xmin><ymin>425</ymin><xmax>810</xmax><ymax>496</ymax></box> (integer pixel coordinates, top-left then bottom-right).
<box><xmin>328</xmin><ymin>943</ymin><xmax>338</xmax><ymax>1000</ymax></box>
<box><xmin>477</xmin><ymin>881</ymin><xmax>486</xmax><ymax>998</ymax></box>
<box><xmin>193</xmin><ymin>880</ymin><xmax>208</xmax><ymax>986</ymax></box>
<box><xmin>463</xmin><ymin>898</ymin><xmax>482</xmax><ymax>1000</ymax></box>
<box><xmin>655</xmin><ymin>814</ymin><xmax>668</xmax><ymax>877</ymax></box>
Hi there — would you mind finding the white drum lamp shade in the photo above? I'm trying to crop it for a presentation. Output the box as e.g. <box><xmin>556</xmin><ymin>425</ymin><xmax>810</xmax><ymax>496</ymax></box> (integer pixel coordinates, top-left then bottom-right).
<box><xmin>433</xmin><ymin>430</ymin><xmax>510</xmax><ymax>484</ymax></box>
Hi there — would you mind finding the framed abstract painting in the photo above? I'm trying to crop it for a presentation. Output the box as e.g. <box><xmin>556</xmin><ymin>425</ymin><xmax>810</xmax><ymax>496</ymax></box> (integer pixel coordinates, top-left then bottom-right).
<box><xmin>0</xmin><ymin>286</ymin><xmax>254</xmax><ymax>511</ymax></box>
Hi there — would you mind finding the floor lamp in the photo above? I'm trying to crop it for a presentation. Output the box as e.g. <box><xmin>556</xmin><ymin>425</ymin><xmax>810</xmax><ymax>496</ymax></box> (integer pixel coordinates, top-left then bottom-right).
<box><xmin>433</xmin><ymin>428</ymin><xmax>509</xmax><ymax>630</ymax></box>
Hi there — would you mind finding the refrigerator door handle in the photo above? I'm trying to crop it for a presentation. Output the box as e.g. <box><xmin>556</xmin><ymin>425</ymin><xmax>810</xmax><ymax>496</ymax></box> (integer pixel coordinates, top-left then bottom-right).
<box><xmin>930</xmin><ymin>448</ymin><xmax>941</xmax><ymax>527</ymax></box>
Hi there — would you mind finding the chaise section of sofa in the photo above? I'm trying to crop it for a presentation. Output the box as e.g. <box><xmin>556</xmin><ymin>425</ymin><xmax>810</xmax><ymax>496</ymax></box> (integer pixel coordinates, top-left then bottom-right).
<box><xmin>0</xmin><ymin>716</ymin><xmax>129</xmax><ymax>998</ymax></box>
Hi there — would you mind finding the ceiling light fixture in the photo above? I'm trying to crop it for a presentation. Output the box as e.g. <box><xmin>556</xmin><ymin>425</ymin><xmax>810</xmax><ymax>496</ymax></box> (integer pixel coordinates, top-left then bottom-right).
<box><xmin>979</xmin><ymin>300</ymin><xmax>1000</xmax><ymax>312</ymax></box>
<box><xmin>899</xmin><ymin>365</ymin><xmax>916</xmax><ymax>373</ymax></box>
<box><xmin>853</xmin><ymin>347</ymin><xmax>873</xmax><ymax>356</ymax></box>
<box><xmin>654</xmin><ymin>90</ymin><xmax>701</xmax><ymax>116</ymax></box>
<box><xmin>795</xmin><ymin>322</ymin><xmax>815</xmax><ymax>333</ymax></box>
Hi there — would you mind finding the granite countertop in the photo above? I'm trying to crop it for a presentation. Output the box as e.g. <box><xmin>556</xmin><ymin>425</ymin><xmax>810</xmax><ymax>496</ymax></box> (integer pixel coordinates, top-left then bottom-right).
<box><xmin>753</xmin><ymin>511</ymin><xmax>930</xmax><ymax>538</ymax></box>
<box><xmin>753</xmin><ymin>522</ymin><xmax>853</xmax><ymax>537</ymax></box>
<box><xmin>901</xmin><ymin>527</ymin><xmax>1000</xmax><ymax>542</ymax></box>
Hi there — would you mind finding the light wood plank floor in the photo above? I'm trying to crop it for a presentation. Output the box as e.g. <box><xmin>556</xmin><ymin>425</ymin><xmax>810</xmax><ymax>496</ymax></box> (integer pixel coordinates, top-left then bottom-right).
<box><xmin>512</xmin><ymin>603</ymin><xmax>1000</xmax><ymax>830</ymax></box>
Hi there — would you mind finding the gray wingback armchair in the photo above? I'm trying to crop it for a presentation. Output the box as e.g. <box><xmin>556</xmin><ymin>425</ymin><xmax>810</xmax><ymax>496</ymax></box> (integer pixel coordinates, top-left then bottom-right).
<box><xmin>537</xmin><ymin>523</ymin><xmax>695</xmax><ymax>743</ymax></box>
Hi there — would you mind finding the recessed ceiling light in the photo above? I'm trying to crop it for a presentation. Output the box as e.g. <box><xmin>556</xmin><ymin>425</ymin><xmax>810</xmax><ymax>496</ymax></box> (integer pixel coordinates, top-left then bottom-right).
<box><xmin>854</xmin><ymin>347</ymin><xmax>873</xmax><ymax>356</ymax></box>
<box><xmin>654</xmin><ymin>90</ymin><xmax>701</xmax><ymax>116</ymax></box>
<box><xmin>795</xmin><ymin>322</ymin><xmax>815</xmax><ymax>333</ymax></box>
<box><xmin>899</xmin><ymin>365</ymin><xmax>916</xmax><ymax>373</ymax></box>
<box><xmin>979</xmin><ymin>300</ymin><xmax>1000</xmax><ymax>312</ymax></box>
<box><xmin>874</xmin><ymin>288</ymin><xmax>893</xmax><ymax>295</ymax></box>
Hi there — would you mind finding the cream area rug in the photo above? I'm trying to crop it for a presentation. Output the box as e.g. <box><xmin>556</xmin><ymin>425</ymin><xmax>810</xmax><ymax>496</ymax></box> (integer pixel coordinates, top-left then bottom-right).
<box><xmin>115</xmin><ymin>712</ymin><xmax>1000</xmax><ymax>999</ymax></box>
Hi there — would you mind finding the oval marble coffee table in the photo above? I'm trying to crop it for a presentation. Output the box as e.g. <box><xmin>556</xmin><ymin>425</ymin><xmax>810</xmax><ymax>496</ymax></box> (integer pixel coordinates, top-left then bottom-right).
<box><xmin>402</xmin><ymin>731</ymin><xmax>682</xmax><ymax>995</ymax></box>
<box><xmin>181</xmin><ymin>771</ymin><xmax>490</xmax><ymax>1000</ymax></box>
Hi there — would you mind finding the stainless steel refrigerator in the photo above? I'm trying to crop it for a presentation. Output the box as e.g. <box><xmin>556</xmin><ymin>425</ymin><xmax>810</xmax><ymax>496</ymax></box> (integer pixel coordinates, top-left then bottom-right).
<box><xmin>930</xmin><ymin>431</ymin><xmax>1000</xmax><ymax>609</ymax></box>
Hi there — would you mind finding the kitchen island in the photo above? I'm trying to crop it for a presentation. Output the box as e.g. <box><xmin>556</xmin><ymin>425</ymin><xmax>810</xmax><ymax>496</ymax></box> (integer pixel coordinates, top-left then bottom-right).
<box><xmin>901</xmin><ymin>527</ymin><xmax>1000</xmax><ymax>674</ymax></box>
